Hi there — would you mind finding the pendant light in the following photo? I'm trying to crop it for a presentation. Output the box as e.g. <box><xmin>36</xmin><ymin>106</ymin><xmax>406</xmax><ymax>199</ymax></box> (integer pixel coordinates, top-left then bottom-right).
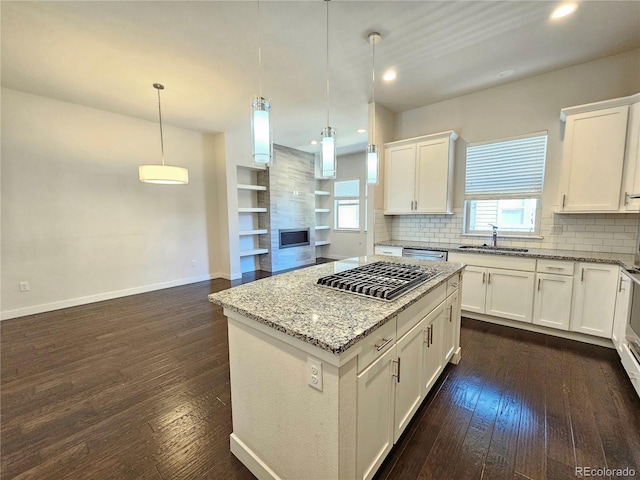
<box><xmin>252</xmin><ymin>0</ymin><xmax>273</xmax><ymax>167</ymax></box>
<box><xmin>320</xmin><ymin>0</ymin><xmax>336</xmax><ymax>179</ymax></box>
<box><xmin>138</xmin><ymin>84</ymin><xmax>189</xmax><ymax>184</ymax></box>
<box><xmin>366</xmin><ymin>32</ymin><xmax>381</xmax><ymax>185</ymax></box>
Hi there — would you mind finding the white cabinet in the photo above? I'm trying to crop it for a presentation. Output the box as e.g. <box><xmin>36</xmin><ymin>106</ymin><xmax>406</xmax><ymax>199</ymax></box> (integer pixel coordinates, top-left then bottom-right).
<box><xmin>421</xmin><ymin>304</ymin><xmax>445</xmax><ymax>396</ymax></box>
<box><xmin>558</xmin><ymin>94</ymin><xmax>640</xmax><ymax>213</ymax></box>
<box><xmin>459</xmin><ymin>266</ymin><xmax>487</xmax><ymax>313</ymax></box>
<box><xmin>443</xmin><ymin>289</ymin><xmax>460</xmax><ymax>362</ymax></box>
<box><xmin>533</xmin><ymin>259</ymin><xmax>574</xmax><ymax>331</ymax></box>
<box><xmin>612</xmin><ymin>272</ymin><xmax>632</xmax><ymax>353</ymax></box>
<box><xmin>571</xmin><ymin>263</ymin><xmax>619</xmax><ymax>338</ymax></box>
<box><xmin>357</xmin><ymin>345</ymin><xmax>397</xmax><ymax>480</ymax></box>
<box><xmin>384</xmin><ymin>131</ymin><xmax>457</xmax><ymax>215</ymax></box>
<box><xmin>394</xmin><ymin>315</ymin><xmax>427</xmax><ymax>442</ymax></box>
<box><xmin>533</xmin><ymin>273</ymin><xmax>574</xmax><ymax>331</ymax></box>
<box><xmin>485</xmin><ymin>268</ymin><xmax>535</xmax><ymax>323</ymax></box>
<box><xmin>623</xmin><ymin>102</ymin><xmax>640</xmax><ymax>211</ymax></box>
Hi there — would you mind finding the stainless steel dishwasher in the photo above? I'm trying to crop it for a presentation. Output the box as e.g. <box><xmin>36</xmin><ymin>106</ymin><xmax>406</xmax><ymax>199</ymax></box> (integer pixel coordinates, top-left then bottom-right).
<box><xmin>402</xmin><ymin>248</ymin><xmax>448</xmax><ymax>261</ymax></box>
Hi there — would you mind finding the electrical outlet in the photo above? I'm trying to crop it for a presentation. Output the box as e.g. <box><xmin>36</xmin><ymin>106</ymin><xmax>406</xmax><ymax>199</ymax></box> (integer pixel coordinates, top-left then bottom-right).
<box><xmin>550</xmin><ymin>224</ymin><xmax>563</xmax><ymax>235</ymax></box>
<box><xmin>307</xmin><ymin>357</ymin><xmax>323</xmax><ymax>391</ymax></box>
<box><xmin>19</xmin><ymin>281</ymin><xmax>30</xmax><ymax>292</ymax></box>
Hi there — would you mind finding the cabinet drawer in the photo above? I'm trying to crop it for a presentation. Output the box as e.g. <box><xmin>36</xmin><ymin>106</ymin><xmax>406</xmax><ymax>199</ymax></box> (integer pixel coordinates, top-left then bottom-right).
<box><xmin>357</xmin><ymin>317</ymin><xmax>397</xmax><ymax>374</ymax></box>
<box><xmin>374</xmin><ymin>245</ymin><xmax>403</xmax><ymax>257</ymax></box>
<box><xmin>536</xmin><ymin>259</ymin><xmax>574</xmax><ymax>275</ymax></box>
<box><xmin>397</xmin><ymin>284</ymin><xmax>446</xmax><ymax>340</ymax></box>
<box><xmin>446</xmin><ymin>273</ymin><xmax>461</xmax><ymax>296</ymax></box>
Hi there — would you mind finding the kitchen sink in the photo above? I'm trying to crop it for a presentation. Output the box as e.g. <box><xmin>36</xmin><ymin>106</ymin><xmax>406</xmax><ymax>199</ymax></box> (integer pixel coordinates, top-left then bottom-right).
<box><xmin>458</xmin><ymin>245</ymin><xmax>529</xmax><ymax>253</ymax></box>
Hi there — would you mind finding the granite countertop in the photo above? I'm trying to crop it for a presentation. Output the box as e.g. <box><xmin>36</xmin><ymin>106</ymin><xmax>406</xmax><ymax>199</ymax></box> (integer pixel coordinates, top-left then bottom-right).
<box><xmin>377</xmin><ymin>240</ymin><xmax>636</xmax><ymax>270</ymax></box>
<box><xmin>208</xmin><ymin>255</ymin><xmax>464</xmax><ymax>355</ymax></box>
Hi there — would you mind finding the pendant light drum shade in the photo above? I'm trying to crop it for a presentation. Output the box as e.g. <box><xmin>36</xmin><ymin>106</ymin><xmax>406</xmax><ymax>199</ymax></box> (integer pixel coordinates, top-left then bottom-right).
<box><xmin>138</xmin><ymin>165</ymin><xmax>189</xmax><ymax>184</ymax></box>
<box><xmin>138</xmin><ymin>83</ymin><xmax>189</xmax><ymax>185</ymax></box>
<box><xmin>252</xmin><ymin>96</ymin><xmax>273</xmax><ymax>166</ymax></box>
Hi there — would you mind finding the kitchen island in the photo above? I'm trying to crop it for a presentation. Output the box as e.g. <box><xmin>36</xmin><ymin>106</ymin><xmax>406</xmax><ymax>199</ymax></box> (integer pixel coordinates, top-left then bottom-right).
<box><xmin>209</xmin><ymin>256</ymin><xmax>465</xmax><ymax>480</ymax></box>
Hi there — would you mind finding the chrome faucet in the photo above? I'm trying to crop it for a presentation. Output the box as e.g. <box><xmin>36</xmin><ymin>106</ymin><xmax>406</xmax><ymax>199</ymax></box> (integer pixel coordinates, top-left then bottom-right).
<box><xmin>489</xmin><ymin>224</ymin><xmax>498</xmax><ymax>247</ymax></box>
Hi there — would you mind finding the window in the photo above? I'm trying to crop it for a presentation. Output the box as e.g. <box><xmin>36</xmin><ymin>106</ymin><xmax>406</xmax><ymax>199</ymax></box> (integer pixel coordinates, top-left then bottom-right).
<box><xmin>334</xmin><ymin>179</ymin><xmax>360</xmax><ymax>230</ymax></box>
<box><xmin>464</xmin><ymin>133</ymin><xmax>547</xmax><ymax>235</ymax></box>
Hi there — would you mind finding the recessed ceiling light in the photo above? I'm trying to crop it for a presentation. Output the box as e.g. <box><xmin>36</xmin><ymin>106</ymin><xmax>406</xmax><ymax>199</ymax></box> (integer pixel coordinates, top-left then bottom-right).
<box><xmin>311</xmin><ymin>140</ymin><xmax>318</xmax><ymax>145</ymax></box>
<box><xmin>382</xmin><ymin>70</ymin><xmax>397</xmax><ymax>82</ymax></box>
<box><xmin>550</xmin><ymin>3</ymin><xmax>578</xmax><ymax>19</ymax></box>
<box><xmin>497</xmin><ymin>69</ymin><xmax>515</xmax><ymax>79</ymax></box>
<box><xmin>357</xmin><ymin>129</ymin><xmax>367</xmax><ymax>134</ymax></box>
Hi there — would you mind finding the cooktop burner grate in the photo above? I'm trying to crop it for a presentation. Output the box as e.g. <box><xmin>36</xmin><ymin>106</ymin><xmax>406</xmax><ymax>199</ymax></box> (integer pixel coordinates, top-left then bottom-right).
<box><xmin>316</xmin><ymin>261</ymin><xmax>441</xmax><ymax>301</ymax></box>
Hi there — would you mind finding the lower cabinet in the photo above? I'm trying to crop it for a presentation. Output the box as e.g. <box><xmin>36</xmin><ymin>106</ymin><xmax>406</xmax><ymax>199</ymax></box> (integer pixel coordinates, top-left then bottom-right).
<box><xmin>612</xmin><ymin>272</ymin><xmax>632</xmax><ymax>352</ymax></box>
<box><xmin>571</xmin><ymin>262</ymin><xmax>619</xmax><ymax>338</ymax></box>
<box><xmin>356</xmin><ymin>289</ymin><xmax>457</xmax><ymax>480</ymax></box>
<box><xmin>458</xmin><ymin>265</ymin><xmax>535</xmax><ymax>323</ymax></box>
<box><xmin>356</xmin><ymin>345</ymin><xmax>397</xmax><ymax>480</ymax></box>
<box><xmin>485</xmin><ymin>269</ymin><xmax>535</xmax><ymax>323</ymax></box>
<box><xmin>532</xmin><ymin>273</ymin><xmax>574</xmax><ymax>331</ymax></box>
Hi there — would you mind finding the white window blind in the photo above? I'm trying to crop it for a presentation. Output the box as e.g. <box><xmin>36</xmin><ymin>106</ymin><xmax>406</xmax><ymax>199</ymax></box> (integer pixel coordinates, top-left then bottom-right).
<box><xmin>334</xmin><ymin>179</ymin><xmax>360</xmax><ymax>198</ymax></box>
<box><xmin>465</xmin><ymin>134</ymin><xmax>547</xmax><ymax>198</ymax></box>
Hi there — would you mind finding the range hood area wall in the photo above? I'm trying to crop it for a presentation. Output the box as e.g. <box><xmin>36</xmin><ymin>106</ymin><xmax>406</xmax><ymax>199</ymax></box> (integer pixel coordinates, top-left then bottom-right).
<box><xmin>258</xmin><ymin>145</ymin><xmax>316</xmax><ymax>272</ymax></box>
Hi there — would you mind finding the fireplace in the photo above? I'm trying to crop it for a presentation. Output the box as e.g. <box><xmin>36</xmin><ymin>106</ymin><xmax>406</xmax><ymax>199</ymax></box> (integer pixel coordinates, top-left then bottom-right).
<box><xmin>279</xmin><ymin>228</ymin><xmax>311</xmax><ymax>249</ymax></box>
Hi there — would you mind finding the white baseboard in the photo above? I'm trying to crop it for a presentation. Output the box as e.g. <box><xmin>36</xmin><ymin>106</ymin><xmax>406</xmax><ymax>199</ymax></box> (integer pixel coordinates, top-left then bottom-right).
<box><xmin>1</xmin><ymin>273</ymin><xmax>226</xmax><ymax>321</ymax></box>
<box><xmin>463</xmin><ymin>312</ymin><xmax>615</xmax><ymax>349</ymax></box>
<box><xmin>230</xmin><ymin>433</ymin><xmax>281</xmax><ymax>480</ymax></box>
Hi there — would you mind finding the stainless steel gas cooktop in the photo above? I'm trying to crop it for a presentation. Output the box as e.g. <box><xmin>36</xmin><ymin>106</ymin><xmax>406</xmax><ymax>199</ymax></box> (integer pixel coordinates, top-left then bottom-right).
<box><xmin>316</xmin><ymin>261</ymin><xmax>441</xmax><ymax>301</ymax></box>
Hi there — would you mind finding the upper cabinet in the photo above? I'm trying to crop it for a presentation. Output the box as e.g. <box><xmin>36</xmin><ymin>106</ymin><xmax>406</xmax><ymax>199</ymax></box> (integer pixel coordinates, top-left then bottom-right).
<box><xmin>557</xmin><ymin>94</ymin><xmax>640</xmax><ymax>213</ymax></box>
<box><xmin>384</xmin><ymin>131</ymin><xmax>458</xmax><ymax>215</ymax></box>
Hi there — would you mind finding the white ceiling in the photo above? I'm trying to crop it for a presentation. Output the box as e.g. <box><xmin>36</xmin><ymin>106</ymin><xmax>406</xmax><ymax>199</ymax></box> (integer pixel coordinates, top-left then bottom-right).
<box><xmin>2</xmin><ymin>1</ymin><xmax>639</xmax><ymax>154</ymax></box>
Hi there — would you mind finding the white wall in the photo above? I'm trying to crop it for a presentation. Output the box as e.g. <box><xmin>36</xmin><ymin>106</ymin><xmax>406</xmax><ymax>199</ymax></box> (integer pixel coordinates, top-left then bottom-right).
<box><xmin>325</xmin><ymin>151</ymin><xmax>368</xmax><ymax>260</ymax></box>
<box><xmin>1</xmin><ymin>88</ymin><xmax>222</xmax><ymax>319</ymax></box>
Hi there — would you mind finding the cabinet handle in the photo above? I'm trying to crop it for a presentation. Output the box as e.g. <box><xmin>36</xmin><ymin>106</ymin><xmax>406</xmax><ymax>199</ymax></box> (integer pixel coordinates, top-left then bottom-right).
<box><xmin>546</xmin><ymin>266</ymin><xmax>564</xmax><ymax>271</ymax></box>
<box><xmin>430</xmin><ymin>324</ymin><xmax>433</xmax><ymax>345</ymax></box>
<box><xmin>415</xmin><ymin>200</ymin><xmax>418</xmax><ymax>210</ymax></box>
<box><xmin>395</xmin><ymin>357</ymin><xmax>401</xmax><ymax>383</ymax></box>
<box><xmin>449</xmin><ymin>305</ymin><xmax>453</xmax><ymax>323</ymax></box>
<box><xmin>487</xmin><ymin>273</ymin><xmax>491</xmax><ymax>284</ymax></box>
<box><xmin>581</xmin><ymin>268</ymin><xmax>585</xmax><ymax>282</ymax></box>
<box><xmin>562</xmin><ymin>194</ymin><xmax>566</xmax><ymax>208</ymax></box>
<box><xmin>619</xmin><ymin>277</ymin><xmax>625</xmax><ymax>292</ymax></box>
<box><xmin>538</xmin><ymin>278</ymin><xmax>541</xmax><ymax>291</ymax></box>
<box><xmin>482</xmin><ymin>272</ymin><xmax>486</xmax><ymax>284</ymax></box>
<box><xmin>450</xmin><ymin>283</ymin><xmax>459</xmax><ymax>288</ymax></box>
<box><xmin>375</xmin><ymin>337</ymin><xmax>393</xmax><ymax>351</ymax></box>
<box><xmin>625</xmin><ymin>192</ymin><xmax>629</xmax><ymax>206</ymax></box>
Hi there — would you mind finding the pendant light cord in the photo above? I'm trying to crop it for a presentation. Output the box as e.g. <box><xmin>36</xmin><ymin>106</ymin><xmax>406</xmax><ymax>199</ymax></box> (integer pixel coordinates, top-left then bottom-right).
<box><xmin>156</xmin><ymin>87</ymin><xmax>165</xmax><ymax>166</ymax></box>
<box><xmin>325</xmin><ymin>0</ymin><xmax>330</xmax><ymax>127</ymax></box>
<box><xmin>257</xmin><ymin>0</ymin><xmax>262</xmax><ymax>99</ymax></box>
<box><xmin>371</xmin><ymin>36</ymin><xmax>376</xmax><ymax>144</ymax></box>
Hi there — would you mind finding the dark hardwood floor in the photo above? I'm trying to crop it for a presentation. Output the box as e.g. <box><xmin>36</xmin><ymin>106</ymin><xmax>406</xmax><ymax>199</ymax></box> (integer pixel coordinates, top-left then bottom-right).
<box><xmin>2</xmin><ymin>263</ymin><xmax>639</xmax><ymax>479</ymax></box>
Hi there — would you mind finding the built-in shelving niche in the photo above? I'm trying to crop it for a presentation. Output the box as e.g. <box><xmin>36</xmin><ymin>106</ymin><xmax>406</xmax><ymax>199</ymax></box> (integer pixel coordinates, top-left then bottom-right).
<box><xmin>237</xmin><ymin>165</ymin><xmax>269</xmax><ymax>273</ymax></box>
<box><xmin>315</xmin><ymin>180</ymin><xmax>332</xmax><ymax>252</ymax></box>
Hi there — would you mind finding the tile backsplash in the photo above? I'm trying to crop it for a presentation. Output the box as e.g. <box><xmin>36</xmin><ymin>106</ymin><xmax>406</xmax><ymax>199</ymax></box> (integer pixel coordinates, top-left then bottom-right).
<box><xmin>375</xmin><ymin>206</ymin><xmax>639</xmax><ymax>254</ymax></box>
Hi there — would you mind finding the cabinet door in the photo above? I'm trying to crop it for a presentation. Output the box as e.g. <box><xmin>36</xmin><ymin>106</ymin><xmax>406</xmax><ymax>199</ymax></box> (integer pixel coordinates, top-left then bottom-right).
<box><xmin>415</xmin><ymin>139</ymin><xmax>452</xmax><ymax>214</ymax></box>
<box><xmin>612</xmin><ymin>273</ymin><xmax>632</xmax><ymax>352</ymax></box>
<box><xmin>571</xmin><ymin>263</ymin><xmax>619</xmax><ymax>338</ymax></box>
<box><xmin>533</xmin><ymin>273</ymin><xmax>573</xmax><ymax>331</ymax></box>
<box><xmin>460</xmin><ymin>266</ymin><xmax>487</xmax><ymax>314</ymax></box>
<box><xmin>357</xmin><ymin>345</ymin><xmax>397</xmax><ymax>480</ymax></box>
<box><xmin>486</xmin><ymin>268</ymin><xmax>535</xmax><ymax>323</ymax></box>
<box><xmin>384</xmin><ymin>145</ymin><xmax>416</xmax><ymax>214</ymax></box>
<box><xmin>559</xmin><ymin>106</ymin><xmax>629</xmax><ymax>212</ymax></box>
<box><xmin>623</xmin><ymin>103</ymin><xmax>640</xmax><ymax>211</ymax></box>
<box><xmin>422</xmin><ymin>305</ymin><xmax>445</xmax><ymax>396</ymax></box>
<box><xmin>394</xmin><ymin>317</ymin><xmax>426</xmax><ymax>443</ymax></box>
<box><xmin>443</xmin><ymin>291</ymin><xmax>459</xmax><ymax>362</ymax></box>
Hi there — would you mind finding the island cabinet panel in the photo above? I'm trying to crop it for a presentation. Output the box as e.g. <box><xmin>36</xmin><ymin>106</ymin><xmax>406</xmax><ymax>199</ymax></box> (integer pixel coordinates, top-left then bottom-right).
<box><xmin>394</xmin><ymin>315</ymin><xmax>428</xmax><ymax>443</ymax></box>
<box><xmin>443</xmin><ymin>289</ymin><xmax>460</xmax><ymax>362</ymax></box>
<box><xmin>357</xmin><ymin>346</ymin><xmax>397</xmax><ymax>480</ymax></box>
<box><xmin>421</xmin><ymin>303</ymin><xmax>446</xmax><ymax>396</ymax></box>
